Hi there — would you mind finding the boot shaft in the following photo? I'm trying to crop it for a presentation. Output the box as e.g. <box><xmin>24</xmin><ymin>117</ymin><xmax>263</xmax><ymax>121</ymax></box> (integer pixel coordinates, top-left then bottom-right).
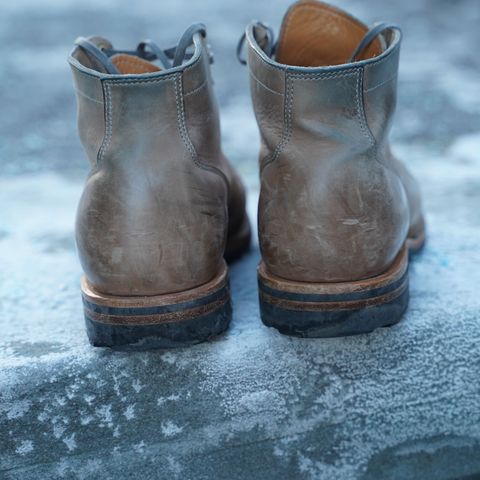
<box><xmin>246</xmin><ymin>11</ymin><xmax>401</xmax><ymax>171</ymax></box>
<box><xmin>245</xmin><ymin>1</ymin><xmax>410</xmax><ymax>282</ymax></box>
<box><xmin>69</xmin><ymin>30</ymin><xmax>230</xmax><ymax>296</ymax></box>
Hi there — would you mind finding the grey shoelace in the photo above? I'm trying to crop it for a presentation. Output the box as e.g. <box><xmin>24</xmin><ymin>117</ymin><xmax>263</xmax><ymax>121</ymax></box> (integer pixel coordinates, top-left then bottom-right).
<box><xmin>75</xmin><ymin>23</ymin><xmax>208</xmax><ymax>74</ymax></box>
<box><xmin>236</xmin><ymin>21</ymin><xmax>400</xmax><ymax>66</ymax></box>
<box><xmin>236</xmin><ymin>21</ymin><xmax>275</xmax><ymax>65</ymax></box>
<box><xmin>348</xmin><ymin>22</ymin><xmax>400</xmax><ymax>62</ymax></box>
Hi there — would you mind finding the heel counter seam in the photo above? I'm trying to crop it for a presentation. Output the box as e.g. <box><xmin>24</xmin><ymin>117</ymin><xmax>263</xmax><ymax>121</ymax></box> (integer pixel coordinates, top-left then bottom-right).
<box><xmin>356</xmin><ymin>67</ymin><xmax>377</xmax><ymax>154</ymax></box>
<box><xmin>260</xmin><ymin>68</ymin><xmax>368</xmax><ymax>174</ymax></box>
<box><xmin>173</xmin><ymin>72</ymin><xmax>230</xmax><ymax>195</ymax></box>
<box><xmin>260</xmin><ymin>73</ymin><xmax>294</xmax><ymax>173</ymax></box>
<box><xmin>97</xmin><ymin>81</ymin><xmax>112</xmax><ymax>166</ymax></box>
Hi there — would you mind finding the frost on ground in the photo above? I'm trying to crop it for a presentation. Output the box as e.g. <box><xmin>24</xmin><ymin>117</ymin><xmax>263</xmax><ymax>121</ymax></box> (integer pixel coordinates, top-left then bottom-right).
<box><xmin>1</xmin><ymin>0</ymin><xmax>480</xmax><ymax>479</ymax></box>
<box><xmin>1</xmin><ymin>142</ymin><xmax>480</xmax><ymax>479</ymax></box>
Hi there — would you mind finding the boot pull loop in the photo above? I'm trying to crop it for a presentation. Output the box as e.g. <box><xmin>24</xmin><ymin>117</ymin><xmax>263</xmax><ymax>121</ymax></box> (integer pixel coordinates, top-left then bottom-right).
<box><xmin>237</xmin><ymin>21</ymin><xmax>276</xmax><ymax>66</ymax></box>
<box><xmin>172</xmin><ymin>23</ymin><xmax>207</xmax><ymax>67</ymax></box>
<box><xmin>348</xmin><ymin>23</ymin><xmax>401</xmax><ymax>63</ymax></box>
<box><xmin>74</xmin><ymin>37</ymin><xmax>120</xmax><ymax>74</ymax></box>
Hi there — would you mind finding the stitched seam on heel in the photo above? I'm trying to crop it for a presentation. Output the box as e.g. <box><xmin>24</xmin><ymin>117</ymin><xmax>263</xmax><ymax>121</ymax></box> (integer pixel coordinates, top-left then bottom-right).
<box><xmin>260</xmin><ymin>73</ymin><xmax>294</xmax><ymax>172</ymax></box>
<box><xmin>173</xmin><ymin>72</ymin><xmax>230</xmax><ymax>193</ymax></box>
<box><xmin>355</xmin><ymin>68</ymin><xmax>377</xmax><ymax>154</ymax></box>
<box><xmin>97</xmin><ymin>81</ymin><xmax>113</xmax><ymax>166</ymax></box>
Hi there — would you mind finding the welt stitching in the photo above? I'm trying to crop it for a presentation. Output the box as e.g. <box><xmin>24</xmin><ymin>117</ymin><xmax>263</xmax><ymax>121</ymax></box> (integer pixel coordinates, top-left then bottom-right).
<box><xmin>97</xmin><ymin>82</ymin><xmax>113</xmax><ymax>165</ymax></box>
<box><xmin>248</xmin><ymin>70</ymin><xmax>284</xmax><ymax>96</ymax></box>
<box><xmin>261</xmin><ymin>73</ymin><xmax>294</xmax><ymax>171</ymax></box>
<box><xmin>74</xmin><ymin>88</ymin><xmax>104</xmax><ymax>104</ymax></box>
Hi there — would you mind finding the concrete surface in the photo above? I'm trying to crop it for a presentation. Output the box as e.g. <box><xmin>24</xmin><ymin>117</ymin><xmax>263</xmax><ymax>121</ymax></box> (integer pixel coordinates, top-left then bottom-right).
<box><xmin>1</xmin><ymin>0</ymin><xmax>480</xmax><ymax>479</ymax></box>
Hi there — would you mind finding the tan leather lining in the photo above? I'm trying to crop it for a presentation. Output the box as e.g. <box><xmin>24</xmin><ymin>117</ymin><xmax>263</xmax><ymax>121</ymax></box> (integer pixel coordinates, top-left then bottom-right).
<box><xmin>110</xmin><ymin>53</ymin><xmax>161</xmax><ymax>74</ymax></box>
<box><xmin>276</xmin><ymin>0</ymin><xmax>383</xmax><ymax>67</ymax></box>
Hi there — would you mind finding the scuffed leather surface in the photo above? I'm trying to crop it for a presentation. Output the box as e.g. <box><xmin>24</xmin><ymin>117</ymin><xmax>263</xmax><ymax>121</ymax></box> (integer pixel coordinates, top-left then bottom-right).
<box><xmin>247</xmin><ymin>6</ymin><xmax>424</xmax><ymax>283</ymax></box>
<box><xmin>363</xmin><ymin>39</ymin><xmax>425</xmax><ymax>240</ymax></box>
<box><xmin>183</xmin><ymin>40</ymin><xmax>249</xmax><ymax>236</ymax></box>
<box><xmin>69</xmin><ymin>35</ymin><xmax>247</xmax><ymax>296</ymax></box>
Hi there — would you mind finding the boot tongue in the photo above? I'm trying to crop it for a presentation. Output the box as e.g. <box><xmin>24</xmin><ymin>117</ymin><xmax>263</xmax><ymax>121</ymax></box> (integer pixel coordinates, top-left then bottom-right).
<box><xmin>275</xmin><ymin>0</ymin><xmax>383</xmax><ymax>67</ymax></box>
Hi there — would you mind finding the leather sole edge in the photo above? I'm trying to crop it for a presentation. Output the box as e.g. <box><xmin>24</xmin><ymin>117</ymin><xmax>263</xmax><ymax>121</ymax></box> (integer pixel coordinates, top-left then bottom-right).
<box><xmin>81</xmin><ymin>263</ymin><xmax>231</xmax><ymax>348</ymax></box>
<box><xmin>257</xmin><ymin>246</ymin><xmax>409</xmax><ymax>338</ymax></box>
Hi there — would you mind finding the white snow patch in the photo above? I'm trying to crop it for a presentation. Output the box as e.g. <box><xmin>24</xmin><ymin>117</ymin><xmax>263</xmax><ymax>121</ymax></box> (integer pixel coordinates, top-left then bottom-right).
<box><xmin>123</xmin><ymin>404</ymin><xmax>135</xmax><ymax>420</ymax></box>
<box><xmin>53</xmin><ymin>423</ymin><xmax>66</xmax><ymax>439</ymax></box>
<box><xmin>161</xmin><ymin>421</ymin><xmax>184</xmax><ymax>437</ymax></box>
<box><xmin>132</xmin><ymin>379</ymin><xmax>143</xmax><ymax>393</ymax></box>
<box><xmin>84</xmin><ymin>394</ymin><xmax>95</xmax><ymax>405</ymax></box>
<box><xmin>157</xmin><ymin>394</ymin><xmax>181</xmax><ymax>406</ymax></box>
<box><xmin>134</xmin><ymin>441</ymin><xmax>146</xmax><ymax>453</ymax></box>
<box><xmin>15</xmin><ymin>440</ymin><xmax>34</xmax><ymax>455</ymax></box>
<box><xmin>160</xmin><ymin>352</ymin><xmax>177</xmax><ymax>365</ymax></box>
<box><xmin>4</xmin><ymin>399</ymin><xmax>31</xmax><ymax>419</ymax></box>
<box><xmin>96</xmin><ymin>404</ymin><xmax>113</xmax><ymax>427</ymax></box>
<box><xmin>63</xmin><ymin>433</ymin><xmax>77</xmax><ymax>451</ymax></box>
<box><xmin>80</xmin><ymin>414</ymin><xmax>94</xmax><ymax>426</ymax></box>
<box><xmin>166</xmin><ymin>454</ymin><xmax>182</xmax><ymax>475</ymax></box>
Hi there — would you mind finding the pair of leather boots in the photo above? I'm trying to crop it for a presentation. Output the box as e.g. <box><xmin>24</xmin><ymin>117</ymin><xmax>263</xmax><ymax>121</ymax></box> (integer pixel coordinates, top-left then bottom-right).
<box><xmin>69</xmin><ymin>0</ymin><xmax>425</xmax><ymax>348</ymax></box>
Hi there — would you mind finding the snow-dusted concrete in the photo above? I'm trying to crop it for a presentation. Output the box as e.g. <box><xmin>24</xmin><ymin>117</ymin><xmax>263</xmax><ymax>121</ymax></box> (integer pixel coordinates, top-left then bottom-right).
<box><xmin>1</xmin><ymin>0</ymin><xmax>480</xmax><ymax>478</ymax></box>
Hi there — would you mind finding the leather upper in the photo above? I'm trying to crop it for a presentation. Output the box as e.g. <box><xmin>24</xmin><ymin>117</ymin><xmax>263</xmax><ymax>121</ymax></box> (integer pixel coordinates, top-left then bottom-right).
<box><xmin>246</xmin><ymin>0</ymin><xmax>424</xmax><ymax>283</ymax></box>
<box><xmin>69</xmin><ymin>33</ymin><xmax>248</xmax><ymax>296</ymax></box>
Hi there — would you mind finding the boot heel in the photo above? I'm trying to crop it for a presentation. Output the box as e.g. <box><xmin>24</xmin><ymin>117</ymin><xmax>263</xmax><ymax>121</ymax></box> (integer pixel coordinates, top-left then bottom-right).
<box><xmin>81</xmin><ymin>263</ymin><xmax>231</xmax><ymax>348</ymax></box>
<box><xmin>258</xmin><ymin>246</ymin><xmax>409</xmax><ymax>338</ymax></box>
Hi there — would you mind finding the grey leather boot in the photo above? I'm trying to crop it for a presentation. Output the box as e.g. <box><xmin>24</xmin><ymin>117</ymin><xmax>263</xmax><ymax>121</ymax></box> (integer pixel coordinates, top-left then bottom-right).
<box><xmin>242</xmin><ymin>0</ymin><xmax>425</xmax><ymax>337</ymax></box>
<box><xmin>69</xmin><ymin>24</ymin><xmax>250</xmax><ymax>348</ymax></box>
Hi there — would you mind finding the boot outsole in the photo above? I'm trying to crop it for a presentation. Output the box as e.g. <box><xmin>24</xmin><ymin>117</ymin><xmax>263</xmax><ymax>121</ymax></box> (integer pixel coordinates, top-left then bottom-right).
<box><xmin>258</xmin><ymin>245</ymin><xmax>410</xmax><ymax>338</ymax></box>
<box><xmin>82</xmin><ymin>263</ymin><xmax>231</xmax><ymax>349</ymax></box>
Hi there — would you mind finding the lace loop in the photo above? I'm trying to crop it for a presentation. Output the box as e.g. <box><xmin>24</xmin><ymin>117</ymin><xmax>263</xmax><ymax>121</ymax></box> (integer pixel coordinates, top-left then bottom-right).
<box><xmin>349</xmin><ymin>23</ymin><xmax>400</xmax><ymax>63</ymax></box>
<box><xmin>74</xmin><ymin>23</ymin><xmax>210</xmax><ymax>74</ymax></box>
<box><xmin>237</xmin><ymin>21</ymin><xmax>276</xmax><ymax>66</ymax></box>
<box><xmin>136</xmin><ymin>40</ymin><xmax>172</xmax><ymax>69</ymax></box>
<box><xmin>74</xmin><ymin>37</ymin><xmax>119</xmax><ymax>74</ymax></box>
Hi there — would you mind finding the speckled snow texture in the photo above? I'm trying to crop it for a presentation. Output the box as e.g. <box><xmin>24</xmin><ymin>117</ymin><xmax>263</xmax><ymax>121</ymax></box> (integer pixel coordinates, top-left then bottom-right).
<box><xmin>1</xmin><ymin>0</ymin><xmax>480</xmax><ymax>479</ymax></box>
